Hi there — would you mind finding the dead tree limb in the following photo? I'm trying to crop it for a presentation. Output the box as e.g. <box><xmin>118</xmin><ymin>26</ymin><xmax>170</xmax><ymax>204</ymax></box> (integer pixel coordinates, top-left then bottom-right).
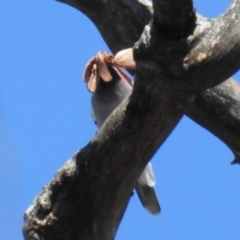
<box><xmin>56</xmin><ymin>0</ymin><xmax>240</xmax><ymax>161</ymax></box>
<box><xmin>184</xmin><ymin>79</ymin><xmax>240</xmax><ymax>163</ymax></box>
<box><xmin>23</xmin><ymin>90</ymin><xmax>183</xmax><ymax>240</ymax></box>
<box><xmin>23</xmin><ymin>0</ymin><xmax>240</xmax><ymax>240</ymax></box>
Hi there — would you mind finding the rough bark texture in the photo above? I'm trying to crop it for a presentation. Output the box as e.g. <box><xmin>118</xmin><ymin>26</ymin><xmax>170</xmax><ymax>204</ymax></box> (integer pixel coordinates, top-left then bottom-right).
<box><xmin>57</xmin><ymin>0</ymin><xmax>152</xmax><ymax>53</ymax></box>
<box><xmin>185</xmin><ymin>79</ymin><xmax>240</xmax><ymax>163</ymax></box>
<box><xmin>23</xmin><ymin>0</ymin><xmax>240</xmax><ymax>240</ymax></box>
<box><xmin>153</xmin><ymin>0</ymin><xmax>196</xmax><ymax>39</ymax></box>
<box><xmin>23</xmin><ymin>91</ymin><xmax>183</xmax><ymax>240</ymax></box>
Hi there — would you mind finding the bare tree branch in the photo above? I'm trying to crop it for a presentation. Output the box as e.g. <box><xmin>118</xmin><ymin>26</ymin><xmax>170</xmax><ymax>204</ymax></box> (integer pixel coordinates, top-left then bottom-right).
<box><xmin>56</xmin><ymin>0</ymin><xmax>240</xmax><ymax>161</ymax></box>
<box><xmin>23</xmin><ymin>91</ymin><xmax>182</xmax><ymax>240</ymax></box>
<box><xmin>135</xmin><ymin>4</ymin><xmax>240</xmax><ymax>93</ymax></box>
<box><xmin>153</xmin><ymin>0</ymin><xmax>196</xmax><ymax>38</ymax></box>
<box><xmin>23</xmin><ymin>0</ymin><xmax>240</xmax><ymax>239</ymax></box>
<box><xmin>184</xmin><ymin>78</ymin><xmax>240</xmax><ymax>164</ymax></box>
<box><xmin>57</xmin><ymin>0</ymin><xmax>152</xmax><ymax>53</ymax></box>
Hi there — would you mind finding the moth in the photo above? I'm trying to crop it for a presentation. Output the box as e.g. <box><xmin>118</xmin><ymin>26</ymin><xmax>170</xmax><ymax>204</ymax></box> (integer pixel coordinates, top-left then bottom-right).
<box><xmin>83</xmin><ymin>48</ymin><xmax>136</xmax><ymax>93</ymax></box>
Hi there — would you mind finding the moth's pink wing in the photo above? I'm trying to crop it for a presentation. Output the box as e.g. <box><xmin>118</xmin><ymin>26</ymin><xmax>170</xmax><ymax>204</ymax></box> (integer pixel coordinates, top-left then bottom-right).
<box><xmin>87</xmin><ymin>64</ymin><xmax>99</xmax><ymax>93</ymax></box>
<box><xmin>114</xmin><ymin>48</ymin><xmax>136</xmax><ymax>70</ymax></box>
<box><xmin>83</xmin><ymin>57</ymin><xmax>96</xmax><ymax>83</ymax></box>
<box><xmin>97</xmin><ymin>52</ymin><xmax>112</xmax><ymax>82</ymax></box>
<box><xmin>112</xmin><ymin>66</ymin><xmax>133</xmax><ymax>87</ymax></box>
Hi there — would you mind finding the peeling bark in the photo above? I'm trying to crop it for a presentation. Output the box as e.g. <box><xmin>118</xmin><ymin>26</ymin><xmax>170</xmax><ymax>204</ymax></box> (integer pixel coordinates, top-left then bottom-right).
<box><xmin>23</xmin><ymin>0</ymin><xmax>240</xmax><ymax>239</ymax></box>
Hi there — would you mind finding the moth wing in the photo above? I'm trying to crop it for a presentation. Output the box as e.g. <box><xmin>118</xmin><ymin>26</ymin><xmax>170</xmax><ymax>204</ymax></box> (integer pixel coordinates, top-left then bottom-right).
<box><xmin>114</xmin><ymin>48</ymin><xmax>136</xmax><ymax>70</ymax></box>
<box><xmin>83</xmin><ymin>57</ymin><xmax>96</xmax><ymax>83</ymax></box>
<box><xmin>112</xmin><ymin>66</ymin><xmax>133</xmax><ymax>87</ymax></box>
<box><xmin>97</xmin><ymin>53</ymin><xmax>112</xmax><ymax>82</ymax></box>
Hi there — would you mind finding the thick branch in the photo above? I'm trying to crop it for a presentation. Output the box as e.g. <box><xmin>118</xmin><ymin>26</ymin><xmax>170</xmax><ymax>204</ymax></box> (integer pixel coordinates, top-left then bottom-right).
<box><xmin>181</xmin><ymin>0</ymin><xmax>240</xmax><ymax>90</ymax></box>
<box><xmin>23</xmin><ymin>0</ymin><xmax>240</xmax><ymax>239</ymax></box>
<box><xmin>184</xmin><ymin>78</ymin><xmax>240</xmax><ymax>164</ymax></box>
<box><xmin>57</xmin><ymin>0</ymin><xmax>152</xmax><ymax>53</ymax></box>
<box><xmin>153</xmin><ymin>0</ymin><xmax>196</xmax><ymax>38</ymax></box>
<box><xmin>56</xmin><ymin>0</ymin><xmax>240</xmax><ymax>160</ymax></box>
<box><xmin>134</xmin><ymin>0</ymin><xmax>240</xmax><ymax>93</ymax></box>
<box><xmin>23</xmin><ymin>86</ymin><xmax>182</xmax><ymax>240</ymax></box>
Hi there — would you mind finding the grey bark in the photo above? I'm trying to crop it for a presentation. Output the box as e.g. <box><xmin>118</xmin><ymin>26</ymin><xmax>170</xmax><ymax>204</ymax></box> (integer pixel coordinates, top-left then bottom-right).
<box><xmin>23</xmin><ymin>0</ymin><xmax>240</xmax><ymax>240</ymax></box>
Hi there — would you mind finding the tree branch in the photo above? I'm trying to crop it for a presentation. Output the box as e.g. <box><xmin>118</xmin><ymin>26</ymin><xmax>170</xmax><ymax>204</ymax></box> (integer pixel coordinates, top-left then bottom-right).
<box><xmin>184</xmin><ymin>78</ymin><xmax>240</xmax><ymax>164</ymax></box>
<box><xmin>23</xmin><ymin>0</ymin><xmax>240</xmax><ymax>239</ymax></box>
<box><xmin>152</xmin><ymin>0</ymin><xmax>196</xmax><ymax>38</ymax></box>
<box><xmin>134</xmin><ymin>4</ymin><xmax>240</xmax><ymax>93</ymax></box>
<box><xmin>57</xmin><ymin>0</ymin><xmax>152</xmax><ymax>53</ymax></box>
<box><xmin>56</xmin><ymin>0</ymin><xmax>240</xmax><ymax>161</ymax></box>
<box><xmin>23</xmin><ymin>88</ymin><xmax>182</xmax><ymax>240</ymax></box>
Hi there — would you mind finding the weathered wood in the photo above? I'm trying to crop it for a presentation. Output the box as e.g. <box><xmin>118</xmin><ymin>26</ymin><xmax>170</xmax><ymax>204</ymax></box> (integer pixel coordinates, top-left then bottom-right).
<box><xmin>57</xmin><ymin>0</ymin><xmax>240</xmax><ymax>161</ymax></box>
<box><xmin>23</xmin><ymin>0</ymin><xmax>240</xmax><ymax>240</ymax></box>
<box><xmin>23</xmin><ymin>89</ymin><xmax>182</xmax><ymax>240</ymax></box>
<box><xmin>57</xmin><ymin>0</ymin><xmax>152</xmax><ymax>53</ymax></box>
<box><xmin>153</xmin><ymin>0</ymin><xmax>196</xmax><ymax>38</ymax></box>
<box><xmin>185</xmin><ymin>79</ymin><xmax>240</xmax><ymax>164</ymax></box>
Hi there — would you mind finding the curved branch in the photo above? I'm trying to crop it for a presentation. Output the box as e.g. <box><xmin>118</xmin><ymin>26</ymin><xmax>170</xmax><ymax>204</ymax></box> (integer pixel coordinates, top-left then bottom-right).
<box><xmin>23</xmin><ymin>0</ymin><xmax>240</xmax><ymax>239</ymax></box>
<box><xmin>181</xmin><ymin>0</ymin><xmax>240</xmax><ymax>90</ymax></box>
<box><xmin>23</xmin><ymin>89</ymin><xmax>182</xmax><ymax>240</ymax></box>
<box><xmin>57</xmin><ymin>0</ymin><xmax>240</xmax><ymax>161</ymax></box>
<box><xmin>57</xmin><ymin>0</ymin><xmax>152</xmax><ymax>53</ymax></box>
<box><xmin>135</xmin><ymin>0</ymin><xmax>240</xmax><ymax>93</ymax></box>
<box><xmin>184</xmin><ymin>78</ymin><xmax>240</xmax><ymax>164</ymax></box>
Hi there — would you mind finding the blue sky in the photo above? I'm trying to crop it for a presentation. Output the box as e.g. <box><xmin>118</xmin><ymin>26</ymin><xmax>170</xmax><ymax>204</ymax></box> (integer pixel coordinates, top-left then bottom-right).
<box><xmin>0</xmin><ymin>0</ymin><xmax>239</xmax><ymax>239</ymax></box>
